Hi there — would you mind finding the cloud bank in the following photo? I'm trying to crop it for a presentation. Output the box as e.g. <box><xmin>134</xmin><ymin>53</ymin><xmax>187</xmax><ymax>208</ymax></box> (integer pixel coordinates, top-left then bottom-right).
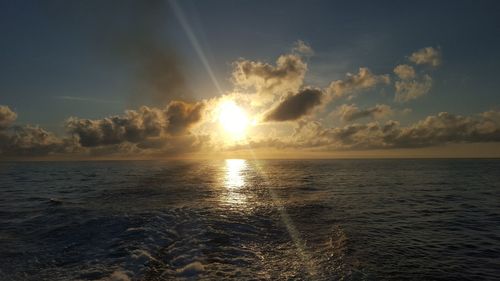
<box><xmin>0</xmin><ymin>102</ymin><xmax>207</xmax><ymax>158</ymax></box>
<box><xmin>240</xmin><ymin>110</ymin><xmax>500</xmax><ymax>151</ymax></box>
<box><xmin>1</xmin><ymin>43</ymin><xmax>498</xmax><ymax>158</ymax></box>
<box><xmin>67</xmin><ymin>101</ymin><xmax>205</xmax><ymax>148</ymax></box>
<box><xmin>323</xmin><ymin>111</ymin><xmax>500</xmax><ymax>149</ymax></box>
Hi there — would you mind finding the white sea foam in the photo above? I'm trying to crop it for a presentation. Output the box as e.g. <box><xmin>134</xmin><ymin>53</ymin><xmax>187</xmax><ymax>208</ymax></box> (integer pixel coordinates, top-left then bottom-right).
<box><xmin>176</xmin><ymin>261</ymin><xmax>205</xmax><ymax>277</ymax></box>
<box><xmin>101</xmin><ymin>270</ymin><xmax>131</xmax><ymax>281</ymax></box>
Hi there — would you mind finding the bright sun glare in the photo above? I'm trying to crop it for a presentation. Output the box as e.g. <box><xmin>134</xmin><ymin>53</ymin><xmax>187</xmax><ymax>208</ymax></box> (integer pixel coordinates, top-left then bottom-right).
<box><xmin>218</xmin><ymin>101</ymin><xmax>249</xmax><ymax>137</ymax></box>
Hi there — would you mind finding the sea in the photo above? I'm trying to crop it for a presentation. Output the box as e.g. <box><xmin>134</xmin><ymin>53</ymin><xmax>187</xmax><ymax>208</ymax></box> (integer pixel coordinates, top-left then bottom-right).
<box><xmin>0</xmin><ymin>159</ymin><xmax>499</xmax><ymax>280</ymax></box>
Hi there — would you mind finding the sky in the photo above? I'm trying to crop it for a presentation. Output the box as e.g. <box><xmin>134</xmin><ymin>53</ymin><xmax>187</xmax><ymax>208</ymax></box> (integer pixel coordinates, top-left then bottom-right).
<box><xmin>0</xmin><ymin>0</ymin><xmax>500</xmax><ymax>159</ymax></box>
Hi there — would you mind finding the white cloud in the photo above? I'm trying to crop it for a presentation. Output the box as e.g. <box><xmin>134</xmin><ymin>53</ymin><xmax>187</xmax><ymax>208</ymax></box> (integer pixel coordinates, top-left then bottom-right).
<box><xmin>335</xmin><ymin>104</ymin><xmax>393</xmax><ymax>122</ymax></box>
<box><xmin>232</xmin><ymin>54</ymin><xmax>307</xmax><ymax>99</ymax></box>
<box><xmin>326</xmin><ymin>67</ymin><xmax>390</xmax><ymax>101</ymax></box>
<box><xmin>409</xmin><ymin>47</ymin><xmax>442</xmax><ymax>67</ymax></box>
<box><xmin>393</xmin><ymin>64</ymin><xmax>416</xmax><ymax>80</ymax></box>
<box><xmin>0</xmin><ymin>105</ymin><xmax>17</xmax><ymax>130</ymax></box>
<box><xmin>394</xmin><ymin>74</ymin><xmax>432</xmax><ymax>102</ymax></box>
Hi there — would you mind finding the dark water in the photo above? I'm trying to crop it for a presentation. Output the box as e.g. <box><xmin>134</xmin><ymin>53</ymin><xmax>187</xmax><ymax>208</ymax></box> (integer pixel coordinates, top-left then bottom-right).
<box><xmin>0</xmin><ymin>159</ymin><xmax>499</xmax><ymax>281</ymax></box>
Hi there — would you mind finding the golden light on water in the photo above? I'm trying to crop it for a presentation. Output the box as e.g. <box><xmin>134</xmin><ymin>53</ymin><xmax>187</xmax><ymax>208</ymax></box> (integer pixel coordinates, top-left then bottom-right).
<box><xmin>224</xmin><ymin>159</ymin><xmax>246</xmax><ymax>189</ymax></box>
<box><xmin>218</xmin><ymin>101</ymin><xmax>249</xmax><ymax>138</ymax></box>
<box><xmin>221</xmin><ymin>159</ymin><xmax>247</xmax><ymax>205</ymax></box>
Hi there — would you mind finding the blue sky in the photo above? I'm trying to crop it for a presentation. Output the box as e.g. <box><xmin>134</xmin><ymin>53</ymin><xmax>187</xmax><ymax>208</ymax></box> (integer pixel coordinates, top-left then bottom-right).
<box><xmin>0</xmin><ymin>0</ymin><xmax>500</xmax><ymax>158</ymax></box>
<box><xmin>2</xmin><ymin>1</ymin><xmax>499</xmax><ymax>128</ymax></box>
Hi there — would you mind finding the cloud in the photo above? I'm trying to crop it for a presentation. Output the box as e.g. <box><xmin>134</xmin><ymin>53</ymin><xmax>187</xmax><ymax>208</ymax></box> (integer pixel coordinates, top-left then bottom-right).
<box><xmin>316</xmin><ymin>110</ymin><xmax>500</xmax><ymax>149</ymax></box>
<box><xmin>0</xmin><ymin>105</ymin><xmax>76</xmax><ymax>157</ymax></box>
<box><xmin>326</xmin><ymin>67</ymin><xmax>390</xmax><ymax>100</ymax></box>
<box><xmin>3</xmin><ymin>41</ymin><xmax>496</xmax><ymax>158</ymax></box>
<box><xmin>409</xmin><ymin>47</ymin><xmax>442</xmax><ymax>67</ymax></box>
<box><xmin>394</xmin><ymin>74</ymin><xmax>432</xmax><ymax>102</ymax></box>
<box><xmin>164</xmin><ymin>101</ymin><xmax>205</xmax><ymax>135</ymax></box>
<box><xmin>66</xmin><ymin>106</ymin><xmax>166</xmax><ymax>147</ymax></box>
<box><xmin>226</xmin><ymin>137</ymin><xmax>290</xmax><ymax>151</ymax></box>
<box><xmin>292</xmin><ymin>40</ymin><xmax>314</xmax><ymax>56</ymax></box>
<box><xmin>335</xmin><ymin>104</ymin><xmax>393</xmax><ymax>122</ymax></box>
<box><xmin>394</xmin><ymin>53</ymin><xmax>435</xmax><ymax>102</ymax></box>
<box><xmin>264</xmin><ymin>88</ymin><xmax>323</xmax><ymax>121</ymax></box>
<box><xmin>0</xmin><ymin>125</ymin><xmax>77</xmax><ymax>157</ymax></box>
<box><xmin>232</xmin><ymin>54</ymin><xmax>307</xmax><ymax>97</ymax></box>
<box><xmin>158</xmin><ymin>134</ymin><xmax>210</xmax><ymax>156</ymax></box>
<box><xmin>0</xmin><ymin>105</ymin><xmax>17</xmax><ymax>130</ymax></box>
<box><xmin>2</xmin><ymin>107</ymin><xmax>499</xmax><ymax>157</ymax></box>
<box><xmin>0</xmin><ymin>102</ymin><xmax>209</xmax><ymax>158</ymax></box>
<box><xmin>66</xmin><ymin>101</ymin><xmax>205</xmax><ymax>147</ymax></box>
<box><xmin>85</xmin><ymin>133</ymin><xmax>209</xmax><ymax>158</ymax></box>
<box><xmin>240</xmin><ymin>110</ymin><xmax>500</xmax><ymax>151</ymax></box>
<box><xmin>393</xmin><ymin>64</ymin><xmax>416</xmax><ymax>80</ymax></box>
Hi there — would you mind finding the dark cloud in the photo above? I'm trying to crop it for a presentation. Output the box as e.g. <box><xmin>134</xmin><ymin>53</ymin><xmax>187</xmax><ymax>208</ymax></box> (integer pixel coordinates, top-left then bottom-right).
<box><xmin>0</xmin><ymin>105</ymin><xmax>17</xmax><ymax>130</ymax></box>
<box><xmin>264</xmin><ymin>88</ymin><xmax>323</xmax><ymax>122</ymax></box>
<box><xmin>336</xmin><ymin>104</ymin><xmax>393</xmax><ymax>122</ymax></box>
<box><xmin>66</xmin><ymin>106</ymin><xmax>166</xmax><ymax>147</ymax></box>
<box><xmin>66</xmin><ymin>101</ymin><xmax>205</xmax><ymax>148</ymax></box>
<box><xmin>0</xmin><ymin>101</ymin><xmax>207</xmax><ymax>158</ymax></box>
<box><xmin>0</xmin><ymin>125</ymin><xmax>77</xmax><ymax>157</ymax></box>
<box><xmin>0</xmin><ymin>105</ymin><xmax>75</xmax><ymax>157</ymax></box>
<box><xmin>2</xmin><ymin>102</ymin><xmax>499</xmax><ymax>157</ymax></box>
<box><xmin>250</xmin><ymin>110</ymin><xmax>500</xmax><ymax>151</ymax></box>
<box><xmin>82</xmin><ymin>134</ymin><xmax>209</xmax><ymax>158</ymax></box>
<box><xmin>165</xmin><ymin>101</ymin><xmax>205</xmax><ymax>135</ymax></box>
<box><xmin>320</xmin><ymin>111</ymin><xmax>500</xmax><ymax>149</ymax></box>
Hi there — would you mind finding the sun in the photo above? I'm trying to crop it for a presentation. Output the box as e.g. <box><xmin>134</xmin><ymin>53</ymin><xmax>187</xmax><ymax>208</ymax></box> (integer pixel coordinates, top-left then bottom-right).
<box><xmin>218</xmin><ymin>100</ymin><xmax>249</xmax><ymax>137</ymax></box>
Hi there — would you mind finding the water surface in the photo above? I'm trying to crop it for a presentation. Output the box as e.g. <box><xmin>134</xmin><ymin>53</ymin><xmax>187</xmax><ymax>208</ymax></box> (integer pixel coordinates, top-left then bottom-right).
<box><xmin>0</xmin><ymin>159</ymin><xmax>499</xmax><ymax>280</ymax></box>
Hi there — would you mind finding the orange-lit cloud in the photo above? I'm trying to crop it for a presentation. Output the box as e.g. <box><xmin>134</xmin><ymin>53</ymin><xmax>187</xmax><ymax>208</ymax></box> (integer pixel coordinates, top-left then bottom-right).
<box><xmin>1</xmin><ymin>43</ymin><xmax>499</xmax><ymax>159</ymax></box>
<box><xmin>409</xmin><ymin>46</ymin><xmax>442</xmax><ymax>67</ymax></box>
<box><xmin>232</xmin><ymin>54</ymin><xmax>307</xmax><ymax>103</ymax></box>
<box><xmin>326</xmin><ymin>67</ymin><xmax>390</xmax><ymax>101</ymax></box>
<box><xmin>0</xmin><ymin>105</ymin><xmax>17</xmax><ymax>129</ymax></box>
<box><xmin>394</xmin><ymin>74</ymin><xmax>433</xmax><ymax>102</ymax></box>
<box><xmin>393</xmin><ymin>64</ymin><xmax>416</xmax><ymax>80</ymax></box>
<box><xmin>335</xmin><ymin>104</ymin><xmax>393</xmax><ymax>122</ymax></box>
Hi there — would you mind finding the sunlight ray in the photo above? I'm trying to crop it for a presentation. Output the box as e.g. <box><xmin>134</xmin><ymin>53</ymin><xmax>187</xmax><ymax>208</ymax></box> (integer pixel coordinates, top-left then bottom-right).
<box><xmin>169</xmin><ymin>0</ymin><xmax>224</xmax><ymax>94</ymax></box>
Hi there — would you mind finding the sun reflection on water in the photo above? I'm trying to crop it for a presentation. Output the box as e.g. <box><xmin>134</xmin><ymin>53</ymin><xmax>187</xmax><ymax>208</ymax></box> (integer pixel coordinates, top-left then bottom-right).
<box><xmin>225</xmin><ymin>159</ymin><xmax>246</xmax><ymax>189</ymax></box>
<box><xmin>221</xmin><ymin>159</ymin><xmax>247</xmax><ymax>206</ymax></box>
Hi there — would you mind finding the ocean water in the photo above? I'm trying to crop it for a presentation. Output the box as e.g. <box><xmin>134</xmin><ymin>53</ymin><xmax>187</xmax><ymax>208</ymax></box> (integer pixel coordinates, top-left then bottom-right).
<box><xmin>0</xmin><ymin>159</ymin><xmax>499</xmax><ymax>281</ymax></box>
